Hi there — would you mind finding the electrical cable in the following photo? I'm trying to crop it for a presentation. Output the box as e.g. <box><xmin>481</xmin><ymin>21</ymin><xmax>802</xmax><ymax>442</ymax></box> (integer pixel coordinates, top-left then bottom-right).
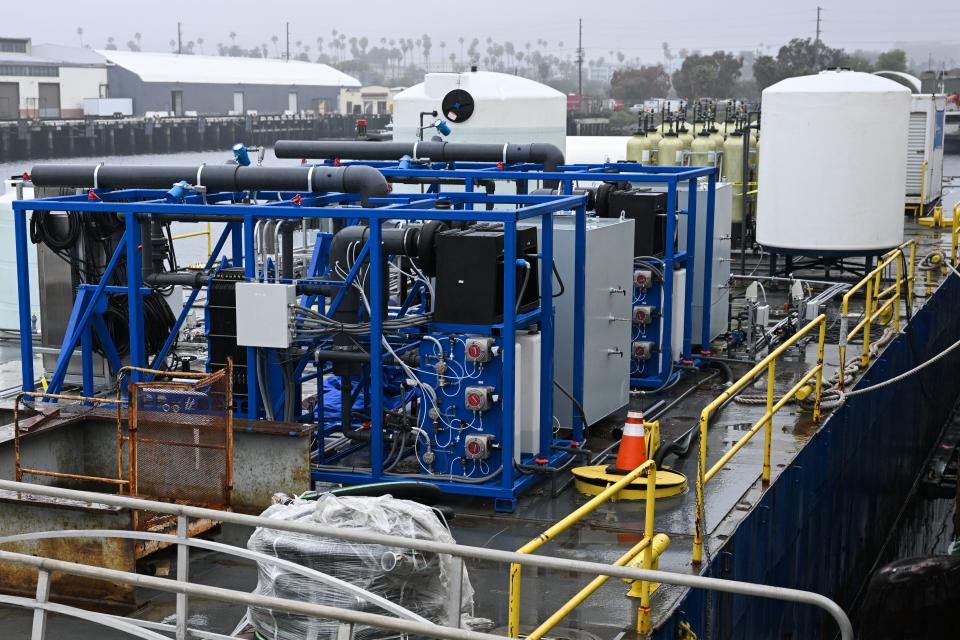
<box><xmin>256</xmin><ymin>349</ymin><xmax>276</xmax><ymax>421</ymax></box>
<box><xmin>553</xmin><ymin>380</ymin><xmax>588</xmax><ymax>430</ymax></box>
<box><xmin>551</xmin><ymin>260</ymin><xmax>565</xmax><ymax>298</ymax></box>
<box><xmin>515</xmin><ymin>260</ymin><xmax>530</xmax><ymax>314</ymax></box>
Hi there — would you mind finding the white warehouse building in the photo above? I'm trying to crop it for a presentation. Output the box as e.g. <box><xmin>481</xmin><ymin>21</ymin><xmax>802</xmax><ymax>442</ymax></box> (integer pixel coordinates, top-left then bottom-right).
<box><xmin>0</xmin><ymin>38</ymin><xmax>107</xmax><ymax>119</ymax></box>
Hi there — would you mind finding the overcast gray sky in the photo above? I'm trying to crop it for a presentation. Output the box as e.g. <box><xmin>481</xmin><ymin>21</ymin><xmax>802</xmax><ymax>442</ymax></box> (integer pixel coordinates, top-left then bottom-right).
<box><xmin>11</xmin><ymin>0</ymin><xmax>960</xmax><ymax>63</ymax></box>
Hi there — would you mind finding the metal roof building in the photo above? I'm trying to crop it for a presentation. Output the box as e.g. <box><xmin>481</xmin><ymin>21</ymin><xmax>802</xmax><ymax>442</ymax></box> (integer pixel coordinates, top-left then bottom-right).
<box><xmin>98</xmin><ymin>50</ymin><xmax>361</xmax><ymax>117</ymax></box>
<box><xmin>0</xmin><ymin>39</ymin><xmax>107</xmax><ymax>119</ymax></box>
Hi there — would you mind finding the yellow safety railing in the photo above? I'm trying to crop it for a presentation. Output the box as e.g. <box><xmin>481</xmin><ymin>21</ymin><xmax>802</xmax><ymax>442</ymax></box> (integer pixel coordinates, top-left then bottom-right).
<box><xmin>898</xmin><ymin>240</ymin><xmax>917</xmax><ymax>308</ymax></box>
<box><xmin>837</xmin><ymin>247</ymin><xmax>909</xmax><ymax>388</ymax></box>
<box><xmin>508</xmin><ymin>460</ymin><xmax>665</xmax><ymax>637</ymax></box>
<box><xmin>692</xmin><ymin>314</ymin><xmax>827</xmax><ymax>564</ymax></box>
<box><xmin>172</xmin><ymin>222</ymin><xmax>213</xmax><ymax>258</ymax></box>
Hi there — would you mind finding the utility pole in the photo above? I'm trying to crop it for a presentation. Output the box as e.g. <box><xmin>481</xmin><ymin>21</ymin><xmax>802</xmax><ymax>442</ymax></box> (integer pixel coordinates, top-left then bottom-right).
<box><xmin>177</xmin><ymin>22</ymin><xmax>182</xmax><ymax>55</ymax></box>
<box><xmin>814</xmin><ymin>6</ymin><xmax>822</xmax><ymax>69</ymax></box>
<box><xmin>285</xmin><ymin>22</ymin><xmax>290</xmax><ymax>62</ymax></box>
<box><xmin>577</xmin><ymin>18</ymin><xmax>583</xmax><ymax>97</ymax></box>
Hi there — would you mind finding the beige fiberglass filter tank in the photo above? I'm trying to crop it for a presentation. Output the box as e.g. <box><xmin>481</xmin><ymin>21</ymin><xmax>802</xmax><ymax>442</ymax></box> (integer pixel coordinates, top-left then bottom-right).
<box><xmin>756</xmin><ymin>70</ymin><xmax>911</xmax><ymax>255</ymax></box>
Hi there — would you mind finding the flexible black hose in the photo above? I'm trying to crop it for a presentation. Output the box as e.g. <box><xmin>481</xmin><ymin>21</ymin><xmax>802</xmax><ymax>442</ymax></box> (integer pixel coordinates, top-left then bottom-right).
<box><xmin>554</xmin><ymin>379</ymin><xmax>588</xmax><ymax>430</ymax></box>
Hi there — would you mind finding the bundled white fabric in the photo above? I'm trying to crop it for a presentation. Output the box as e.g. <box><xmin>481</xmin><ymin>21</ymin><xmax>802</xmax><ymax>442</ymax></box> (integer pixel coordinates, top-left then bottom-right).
<box><xmin>248</xmin><ymin>493</ymin><xmax>474</xmax><ymax>640</ymax></box>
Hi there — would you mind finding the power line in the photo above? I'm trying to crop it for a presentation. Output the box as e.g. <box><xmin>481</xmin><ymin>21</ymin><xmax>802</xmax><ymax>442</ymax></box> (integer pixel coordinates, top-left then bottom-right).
<box><xmin>576</xmin><ymin>18</ymin><xmax>583</xmax><ymax>96</ymax></box>
<box><xmin>815</xmin><ymin>6</ymin><xmax>822</xmax><ymax>69</ymax></box>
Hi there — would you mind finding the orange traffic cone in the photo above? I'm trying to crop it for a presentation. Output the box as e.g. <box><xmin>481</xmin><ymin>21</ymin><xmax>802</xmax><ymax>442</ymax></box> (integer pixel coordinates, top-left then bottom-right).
<box><xmin>613</xmin><ymin>409</ymin><xmax>647</xmax><ymax>471</ymax></box>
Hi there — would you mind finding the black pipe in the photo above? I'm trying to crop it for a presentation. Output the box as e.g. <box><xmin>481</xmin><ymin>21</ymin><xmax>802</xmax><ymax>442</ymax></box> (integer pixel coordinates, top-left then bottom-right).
<box><xmin>140</xmin><ymin>219</ymin><xmax>205</xmax><ymax>289</ymax></box>
<box><xmin>30</xmin><ymin>164</ymin><xmax>389</xmax><ymax>206</ymax></box>
<box><xmin>136</xmin><ymin>213</ymin><xmax>244</xmax><ymax>223</ymax></box>
<box><xmin>279</xmin><ymin>221</ymin><xmax>297</xmax><ymax>281</ymax></box>
<box><xmin>315</xmin><ymin>349</ymin><xmax>372</xmax><ymax>363</ymax></box>
<box><xmin>273</xmin><ymin>140</ymin><xmax>565</xmax><ymax>186</ymax></box>
<box><xmin>296</xmin><ymin>283</ymin><xmax>338</xmax><ymax>296</ymax></box>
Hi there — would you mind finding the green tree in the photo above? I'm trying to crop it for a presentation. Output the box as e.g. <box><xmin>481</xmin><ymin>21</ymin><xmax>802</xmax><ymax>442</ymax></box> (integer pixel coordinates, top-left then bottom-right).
<box><xmin>876</xmin><ymin>49</ymin><xmax>907</xmax><ymax>72</ymax></box>
<box><xmin>671</xmin><ymin>51</ymin><xmax>742</xmax><ymax>98</ymax></box>
<box><xmin>752</xmin><ymin>54</ymin><xmax>780</xmax><ymax>90</ymax></box>
<box><xmin>610</xmin><ymin>65</ymin><xmax>671</xmax><ymax>103</ymax></box>
<box><xmin>843</xmin><ymin>53</ymin><xmax>874</xmax><ymax>72</ymax></box>
<box><xmin>752</xmin><ymin>38</ymin><xmax>848</xmax><ymax>90</ymax></box>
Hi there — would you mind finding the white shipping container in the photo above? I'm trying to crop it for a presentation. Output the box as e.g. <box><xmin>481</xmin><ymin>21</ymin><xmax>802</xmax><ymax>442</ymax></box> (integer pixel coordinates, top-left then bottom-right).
<box><xmin>905</xmin><ymin>93</ymin><xmax>946</xmax><ymax>209</ymax></box>
<box><xmin>83</xmin><ymin>98</ymin><xmax>133</xmax><ymax>117</ymax></box>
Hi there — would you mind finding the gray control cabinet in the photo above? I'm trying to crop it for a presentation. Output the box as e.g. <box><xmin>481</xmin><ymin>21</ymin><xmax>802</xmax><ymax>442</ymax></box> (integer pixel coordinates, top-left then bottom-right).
<box><xmin>537</xmin><ymin>216</ymin><xmax>634</xmax><ymax>428</ymax></box>
<box><xmin>677</xmin><ymin>181</ymin><xmax>733</xmax><ymax>346</ymax></box>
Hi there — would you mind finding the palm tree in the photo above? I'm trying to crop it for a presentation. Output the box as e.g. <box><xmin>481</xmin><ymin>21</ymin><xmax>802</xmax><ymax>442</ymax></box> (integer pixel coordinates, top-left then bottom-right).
<box><xmin>76</xmin><ymin>27</ymin><xmax>84</xmax><ymax>47</ymax></box>
<box><xmin>229</xmin><ymin>31</ymin><xmax>237</xmax><ymax>45</ymax></box>
<box><xmin>449</xmin><ymin>52</ymin><xmax>456</xmax><ymax>72</ymax></box>
<box><xmin>197</xmin><ymin>37</ymin><xmax>204</xmax><ymax>54</ymax></box>
<box><xmin>169</xmin><ymin>39</ymin><xmax>176</xmax><ymax>52</ymax></box>
<box><xmin>271</xmin><ymin>35</ymin><xmax>279</xmax><ymax>57</ymax></box>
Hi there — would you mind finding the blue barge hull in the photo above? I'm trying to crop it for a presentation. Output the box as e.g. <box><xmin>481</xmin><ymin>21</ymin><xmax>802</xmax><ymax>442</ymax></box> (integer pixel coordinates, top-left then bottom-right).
<box><xmin>657</xmin><ymin>273</ymin><xmax>960</xmax><ymax>638</ymax></box>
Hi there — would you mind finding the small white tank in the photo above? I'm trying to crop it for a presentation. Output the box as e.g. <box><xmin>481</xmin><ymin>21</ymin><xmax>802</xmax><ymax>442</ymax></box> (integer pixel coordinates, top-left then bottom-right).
<box><xmin>0</xmin><ymin>182</ymin><xmax>40</xmax><ymax>331</ymax></box>
<box><xmin>756</xmin><ymin>70</ymin><xmax>911</xmax><ymax>254</ymax></box>
<box><xmin>392</xmin><ymin>71</ymin><xmax>567</xmax><ymax>153</ymax></box>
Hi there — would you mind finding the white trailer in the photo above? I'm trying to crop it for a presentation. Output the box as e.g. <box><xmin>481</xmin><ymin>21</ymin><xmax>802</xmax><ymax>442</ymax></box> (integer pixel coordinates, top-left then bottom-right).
<box><xmin>83</xmin><ymin>98</ymin><xmax>133</xmax><ymax>117</ymax></box>
<box><xmin>905</xmin><ymin>93</ymin><xmax>946</xmax><ymax>211</ymax></box>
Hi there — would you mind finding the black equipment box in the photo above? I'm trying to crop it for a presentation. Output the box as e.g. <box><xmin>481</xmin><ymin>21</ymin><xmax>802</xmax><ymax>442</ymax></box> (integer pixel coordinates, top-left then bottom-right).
<box><xmin>604</xmin><ymin>189</ymin><xmax>667</xmax><ymax>257</ymax></box>
<box><xmin>206</xmin><ymin>268</ymin><xmax>248</xmax><ymax>400</ymax></box>
<box><xmin>433</xmin><ymin>223</ymin><xmax>540</xmax><ymax>325</ymax></box>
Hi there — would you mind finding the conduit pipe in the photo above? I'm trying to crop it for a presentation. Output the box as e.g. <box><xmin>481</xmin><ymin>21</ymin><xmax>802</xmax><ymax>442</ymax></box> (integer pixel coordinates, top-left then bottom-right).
<box><xmin>273</xmin><ymin>140</ymin><xmax>565</xmax><ymax>186</ymax></box>
<box><xmin>29</xmin><ymin>164</ymin><xmax>389</xmax><ymax>206</ymax></box>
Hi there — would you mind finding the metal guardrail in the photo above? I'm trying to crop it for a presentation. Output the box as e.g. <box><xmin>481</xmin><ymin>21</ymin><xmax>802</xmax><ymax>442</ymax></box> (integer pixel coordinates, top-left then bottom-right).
<box><xmin>14</xmin><ymin>391</ymin><xmax>127</xmax><ymax>489</ymax></box>
<box><xmin>172</xmin><ymin>223</ymin><xmax>213</xmax><ymax>258</ymax></box>
<box><xmin>838</xmin><ymin>246</ymin><xmax>910</xmax><ymax>387</ymax></box>
<box><xmin>693</xmin><ymin>314</ymin><xmax>827</xmax><ymax>565</ymax></box>
<box><xmin>0</xmin><ymin>478</ymin><xmax>853</xmax><ymax>640</ymax></box>
<box><xmin>508</xmin><ymin>460</ymin><xmax>664</xmax><ymax>637</ymax></box>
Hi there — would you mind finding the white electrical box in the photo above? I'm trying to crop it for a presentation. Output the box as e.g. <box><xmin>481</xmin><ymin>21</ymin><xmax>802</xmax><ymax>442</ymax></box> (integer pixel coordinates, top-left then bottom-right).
<box><xmin>235</xmin><ymin>282</ymin><xmax>296</xmax><ymax>348</ymax></box>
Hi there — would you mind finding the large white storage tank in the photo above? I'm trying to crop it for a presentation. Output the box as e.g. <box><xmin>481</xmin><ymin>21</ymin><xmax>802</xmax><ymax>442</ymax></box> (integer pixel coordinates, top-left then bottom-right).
<box><xmin>392</xmin><ymin>71</ymin><xmax>566</xmax><ymax>153</ymax></box>
<box><xmin>756</xmin><ymin>70</ymin><xmax>911</xmax><ymax>254</ymax></box>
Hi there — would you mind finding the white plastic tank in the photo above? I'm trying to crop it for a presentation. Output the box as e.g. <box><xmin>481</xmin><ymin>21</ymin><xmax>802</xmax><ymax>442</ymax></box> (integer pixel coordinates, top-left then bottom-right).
<box><xmin>756</xmin><ymin>70</ymin><xmax>911</xmax><ymax>254</ymax></box>
<box><xmin>0</xmin><ymin>182</ymin><xmax>40</xmax><ymax>331</ymax></box>
<box><xmin>565</xmin><ymin>136</ymin><xmax>630</xmax><ymax>164</ymax></box>
<box><xmin>392</xmin><ymin>71</ymin><xmax>567</xmax><ymax>154</ymax></box>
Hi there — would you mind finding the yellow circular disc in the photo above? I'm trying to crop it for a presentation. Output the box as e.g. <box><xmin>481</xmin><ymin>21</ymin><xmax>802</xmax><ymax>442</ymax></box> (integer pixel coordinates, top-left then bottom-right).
<box><xmin>571</xmin><ymin>465</ymin><xmax>687</xmax><ymax>500</ymax></box>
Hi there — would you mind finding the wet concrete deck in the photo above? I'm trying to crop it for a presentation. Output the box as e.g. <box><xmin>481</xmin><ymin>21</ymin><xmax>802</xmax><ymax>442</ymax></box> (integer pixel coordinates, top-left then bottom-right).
<box><xmin>0</xmin><ymin>207</ymin><xmax>958</xmax><ymax>638</ymax></box>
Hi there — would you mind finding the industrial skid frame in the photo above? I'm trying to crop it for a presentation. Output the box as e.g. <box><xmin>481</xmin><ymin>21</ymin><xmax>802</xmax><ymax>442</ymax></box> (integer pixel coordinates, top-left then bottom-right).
<box><xmin>301</xmin><ymin>159</ymin><xmax>720</xmax><ymax>388</ymax></box>
<box><xmin>12</xmin><ymin>185</ymin><xmax>587</xmax><ymax>510</ymax></box>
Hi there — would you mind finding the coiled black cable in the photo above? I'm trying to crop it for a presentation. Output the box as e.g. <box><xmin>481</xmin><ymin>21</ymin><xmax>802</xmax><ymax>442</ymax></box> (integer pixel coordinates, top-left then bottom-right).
<box><xmin>29</xmin><ymin>211</ymin><xmax>81</xmax><ymax>251</ymax></box>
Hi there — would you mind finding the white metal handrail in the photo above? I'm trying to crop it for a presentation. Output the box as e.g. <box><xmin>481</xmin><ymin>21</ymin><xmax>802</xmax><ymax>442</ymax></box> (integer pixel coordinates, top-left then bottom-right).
<box><xmin>0</xmin><ymin>479</ymin><xmax>854</xmax><ymax>639</ymax></box>
<box><xmin>0</xmin><ymin>549</ymin><xmax>503</xmax><ymax>640</ymax></box>
<box><xmin>0</xmin><ymin>529</ymin><xmax>429</xmax><ymax>623</ymax></box>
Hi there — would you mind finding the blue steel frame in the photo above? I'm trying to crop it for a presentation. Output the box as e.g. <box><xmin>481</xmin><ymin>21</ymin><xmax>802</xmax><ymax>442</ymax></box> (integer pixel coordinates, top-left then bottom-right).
<box><xmin>313</xmin><ymin>160</ymin><xmax>718</xmax><ymax>388</ymax></box>
<box><xmin>12</xmin><ymin>186</ymin><xmax>587</xmax><ymax>510</ymax></box>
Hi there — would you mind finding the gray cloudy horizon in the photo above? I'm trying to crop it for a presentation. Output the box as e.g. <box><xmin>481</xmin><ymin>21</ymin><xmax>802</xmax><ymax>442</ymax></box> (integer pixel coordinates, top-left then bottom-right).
<box><xmin>8</xmin><ymin>0</ymin><xmax>960</xmax><ymax>65</ymax></box>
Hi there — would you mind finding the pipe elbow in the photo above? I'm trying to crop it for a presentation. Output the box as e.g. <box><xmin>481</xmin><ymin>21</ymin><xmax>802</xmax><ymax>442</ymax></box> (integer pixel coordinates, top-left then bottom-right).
<box><xmin>529</xmin><ymin>143</ymin><xmax>565</xmax><ymax>172</ymax></box>
<box><xmin>341</xmin><ymin>165</ymin><xmax>390</xmax><ymax>207</ymax></box>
